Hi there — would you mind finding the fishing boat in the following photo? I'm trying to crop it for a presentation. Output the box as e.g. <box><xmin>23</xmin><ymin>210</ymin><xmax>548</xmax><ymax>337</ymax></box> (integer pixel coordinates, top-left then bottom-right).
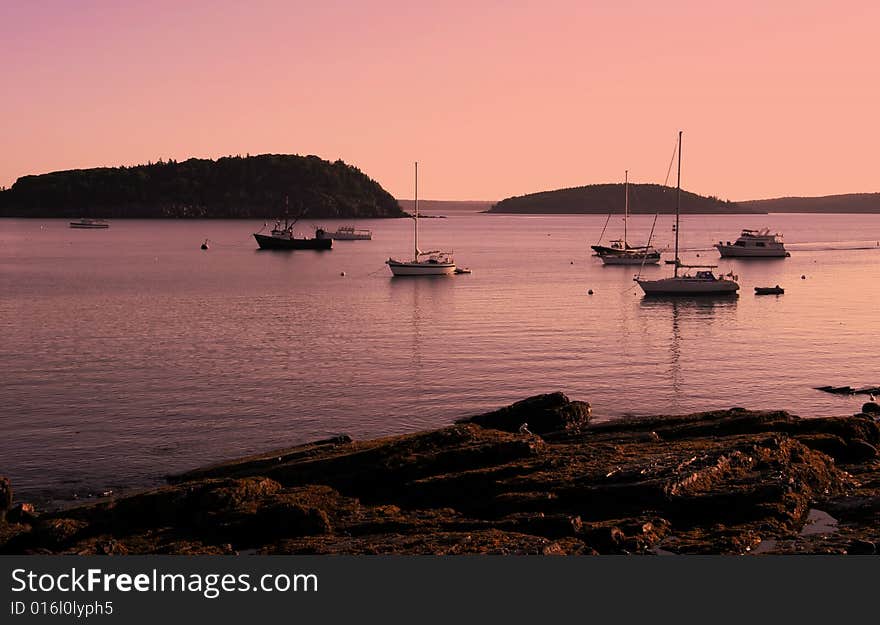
<box><xmin>324</xmin><ymin>225</ymin><xmax>372</xmax><ymax>240</ymax></box>
<box><xmin>69</xmin><ymin>218</ymin><xmax>109</xmax><ymax>229</ymax></box>
<box><xmin>635</xmin><ymin>132</ymin><xmax>739</xmax><ymax>296</ymax></box>
<box><xmin>715</xmin><ymin>229</ymin><xmax>790</xmax><ymax>258</ymax></box>
<box><xmin>253</xmin><ymin>199</ymin><xmax>332</xmax><ymax>250</ymax></box>
<box><xmin>591</xmin><ymin>171</ymin><xmax>661</xmax><ymax>265</ymax></box>
<box><xmin>386</xmin><ymin>163</ymin><xmax>456</xmax><ymax>276</ymax></box>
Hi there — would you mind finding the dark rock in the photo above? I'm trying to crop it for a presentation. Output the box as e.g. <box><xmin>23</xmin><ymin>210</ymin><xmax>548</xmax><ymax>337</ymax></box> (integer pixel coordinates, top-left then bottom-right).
<box><xmin>0</xmin><ymin>477</ymin><xmax>11</xmax><ymax>518</ymax></box>
<box><xmin>35</xmin><ymin>519</ymin><xmax>88</xmax><ymax>549</ymax></box>
<box><xmin>255</xmin><ymin>502</ymin><xmax>332</xmax><ymax>537</ymax></box>
<box><xmin>847</xmin><ymin>539</ymin><xmax>876</xmax><ymax>555</ymax></box>
<box><xmin>496</xmin><ymin>513</ymin><xmax>583</xmax><ymax>538</ymax></box>
<box><xmin>847</xmin><ymin>439</ymin><xmax>878</xmax><ymax>462</ymax></box>
<box><xmin>816</xmin><ymin>386</ymin><xmax>855</xmax><ymax>395</ymax></box>
<box><xmin>797</xmin><ymin>415</ymin><xmax>880</xmax><ymax>447</ymax></box>
<box><xmin>6</xmin><ymin>503</ymin><xmax>37</xmax><ymax>525</ymax></box>
<box><xmin>196</xmin><ymin>477</ymin><xmax>283</xmax><ymax>514</ymax></box>
<box><xmin>587</xmin><ymin>408</ymin><xmax>800</xmax><ymax>440</ymax></box>
<box><xmin>0</xmin><ymin>522</ymin><xmax>31</xmax><ymax>553</ymax></box>
<box><xmin>170</xmin><ymin>435</ymin><xmax>356</xmax><ymax>483</ymax></box>
<box><xmin>797</xmin><ymin>433</ymin><xmax>877</xmax><ymax>463</ymax></box>
<box><xmin>797</xmin><ymin>434</ymin><xmax>850</xmax><ymax>461</ymax></box>
<box><xmin>461</xmin><ymin>392</ymin><xmax>591</xmax><ymax>435</ymax></box>
<box><xmin>861</xmin><ymin>402</ymin><xmax>880</xmax><ymax>414</ymax></box>
<box><xmin>7</xmin><ymin>395</ymin><xmax>880</xmax><ymax>556</ymax></box>
<box><xmin>263</xmin><ymin>530</ymin><xmax>593</xmax><ymax>555</ymax></box>
<box><xmin>581</xmin><ymin>524</ymin><xmax>627</xmax><ymax>552</ymax></box>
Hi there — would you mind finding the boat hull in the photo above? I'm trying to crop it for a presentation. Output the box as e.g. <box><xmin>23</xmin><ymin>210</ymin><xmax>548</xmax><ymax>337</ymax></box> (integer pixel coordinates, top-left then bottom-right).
<box><xmin>329</xmin><ymin>231</ymin><xmax>372</xmax><ymax>240</ymax></box>
<box><xmin>601</xmin><ymin>253</ymin><xmax>661</xmax><ymax>265</ymax></box>
<box><xmin>637</xmin><ymin>277</ymin><xmax>740</xmax><ymax>296</ymax></box>
<box><xmin>254</xmin><ymin>233</ymin><xmax>332</xmax><ymax>250</ymax></box>
<box><xmin>386</xmin><ymin>259</ymin><xmax>456</xmax><ymax>276</ymax></box>
<box><xmin>715</xmin><ymin>244</ymin><xmax>789</xmax><ymax>258</ymax></box>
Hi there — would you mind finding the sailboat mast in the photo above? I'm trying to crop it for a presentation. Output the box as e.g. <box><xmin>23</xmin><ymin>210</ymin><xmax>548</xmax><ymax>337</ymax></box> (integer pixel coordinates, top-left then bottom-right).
<box><xmin>624</xmin><ymin>170</ymin><xmax>628</xmax><ymax>248</ymax></box>
<box><xmin>413</xmin><ymin>161</ymin><xmax>419</xmax><ymax>262</ymax></box>
<box><xmin>674</xmin><ymin>131</ymin><xmax>682</xmax><ymax>278</ymax></box>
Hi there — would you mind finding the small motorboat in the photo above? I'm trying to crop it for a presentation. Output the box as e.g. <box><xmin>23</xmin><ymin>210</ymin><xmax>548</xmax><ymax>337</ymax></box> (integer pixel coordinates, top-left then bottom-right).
<box><xmin>755</xmin><ymin>285</ymin><xmax>784</xmax><ymax>295</ymax></box>
<box><xmin>324</xmin><ymin>225</ymin><xmax>372</xmax><ymax>240</ymax></box>
<box><xmin>70</xmin><ymin>218</ymin><xmax>109</xmax><ymax>229</ymax></box>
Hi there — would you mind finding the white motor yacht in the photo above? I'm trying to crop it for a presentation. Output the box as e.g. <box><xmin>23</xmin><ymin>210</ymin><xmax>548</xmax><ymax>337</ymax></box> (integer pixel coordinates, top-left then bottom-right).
<box><xmin>715</xmin><ymin>229</ymin><xmax>789</xmax><ymax>257</ymax></box>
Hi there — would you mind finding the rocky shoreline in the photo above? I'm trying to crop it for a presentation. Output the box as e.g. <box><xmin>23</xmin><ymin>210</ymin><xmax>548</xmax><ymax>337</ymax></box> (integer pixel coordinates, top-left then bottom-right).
<box><xmin>3</xmin><ymin>392</ymin><xmax>880</xmax><ymax>555</ymax></box>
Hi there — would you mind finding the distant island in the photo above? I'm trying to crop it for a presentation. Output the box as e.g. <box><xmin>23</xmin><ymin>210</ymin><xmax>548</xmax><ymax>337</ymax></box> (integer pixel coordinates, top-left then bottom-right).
<box><xmin>0</xmin><ymin>154</ymin><xmax>407</xmax><ymax>219</ymax></box>
<box><xmin>488</xmin><ymin>185</ymin><xmax>880</xmax><ymax>215</ymax></box>
<box><xmin>397</xmin><ymin>199</ymin><xmax>495</xmax><ymax>215</ymax></box>
<box><xmin>738</xmin><ymin>193</ymin><xmax>880</xmax><ymax>213</ymax></box>
<box><xmin>488</xmin><ymin>183</ymin><xmax>762</xmax><ymax>215</ymax></box>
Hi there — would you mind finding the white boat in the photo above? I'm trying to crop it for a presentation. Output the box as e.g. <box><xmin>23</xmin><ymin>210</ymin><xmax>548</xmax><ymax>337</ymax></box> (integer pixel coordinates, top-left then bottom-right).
<box><xmin>591</xmin><ymin>170</ymin><xmax>661</xmax><ymax>265</ymax></box>
<box><xmin>325</xmin><ymin>225</ymin><xmax>372</xmax><ymax>240</ymax></box>
<box><xmin>638</xmin><ymin>270</ymin><xmax>740</xmax><ymax>295</ymax></box>
<box><xmin>635</xmin><ymin>132</ymin><xmax>739</xmax><ymax>296</ymax></box>
<box><xmin>70</xmin><ymin>218</ymin><xmax>109</xmax><ymax>229</ymax></box>
<box><xmin>715</xmin><ymin>229</ymin><xmax>790</xmax><ymax>257</ymax></box>
<box><xmin>387</xmin><ymin>163</ymin><xmax>456</xmax><ymax>276</ymax></box>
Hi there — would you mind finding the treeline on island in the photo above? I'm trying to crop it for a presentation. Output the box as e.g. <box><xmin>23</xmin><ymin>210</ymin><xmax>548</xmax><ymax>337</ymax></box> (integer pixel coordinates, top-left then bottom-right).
<box><xmin>737</xmin><ymin>193</ymin><xmax>880</xmax><ymax>213</ymax></box>
<box><xmin>488</xmin><ymin>183</ymin><xmax>763</xmax><ymax>214</ymax></box>
<box><xmin>0</xmin><ymin>154</ymin><xmax>407</xmax><ymax>219</ymax></box>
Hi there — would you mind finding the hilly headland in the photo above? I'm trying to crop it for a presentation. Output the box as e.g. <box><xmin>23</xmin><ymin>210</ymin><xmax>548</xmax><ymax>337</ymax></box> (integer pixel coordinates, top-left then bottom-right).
<box><xmin>0</xmin><ymin>154</ymin><xmax>407</xmax><ymax>219</ymax></box>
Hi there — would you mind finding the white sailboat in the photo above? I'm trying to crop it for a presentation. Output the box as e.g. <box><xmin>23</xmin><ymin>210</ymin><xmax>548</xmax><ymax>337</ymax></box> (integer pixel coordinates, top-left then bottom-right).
<box><xmin>591</xmin><ymin>170</ymin><xmax>661</xmax><ymax>265</ymax></box>
<box><xmin>635</xmin><ymin>132</ymin><xmax>739</xmax><ymax>296</ymax></box>
<box><xmin>386</xmin><ymin>162</ymin><xmax>456</xmax><ymax>276</ymax></box>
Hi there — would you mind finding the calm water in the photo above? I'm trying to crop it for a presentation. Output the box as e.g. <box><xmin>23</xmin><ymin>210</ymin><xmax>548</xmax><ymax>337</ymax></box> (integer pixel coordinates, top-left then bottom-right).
<box><xmin>2</xmin><ymin>213</ymin><xmax>880</xmax><ymax>504</ymax></box>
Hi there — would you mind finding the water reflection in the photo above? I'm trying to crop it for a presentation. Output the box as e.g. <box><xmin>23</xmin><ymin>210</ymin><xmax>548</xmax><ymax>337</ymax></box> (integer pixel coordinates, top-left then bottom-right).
<box><xmin>388</xmin><ymin>276</ymin><xmax>456</xmax><ymax>395</ymax></box>
<box><xmin>639</xmin><ymin>296</ymin><xmax>739</xmax><ymax>405</ymax></box>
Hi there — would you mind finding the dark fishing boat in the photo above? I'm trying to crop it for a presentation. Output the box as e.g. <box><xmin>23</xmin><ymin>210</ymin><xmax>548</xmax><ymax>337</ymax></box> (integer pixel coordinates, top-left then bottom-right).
<box><xmin>253</xmin><ymin>200</ymin><xmax>332</xmax><ymax>250</ymax></box>
<box><xmin>253</xmin><ymin>224</ymin><xmax>332</xmax><ymax>250</ymax></box>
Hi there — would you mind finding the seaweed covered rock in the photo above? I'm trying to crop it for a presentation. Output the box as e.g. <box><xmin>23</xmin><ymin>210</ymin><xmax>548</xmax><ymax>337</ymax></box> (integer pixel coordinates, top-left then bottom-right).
<box><xmin>0</xmin><ymin>476</ymin><xmax>12</xmax><ymax>520</ymax></box>
<box><xmin>6</xmin><ymin>396</ymin><xmax>880</xmax><ymax>555</ymax></box>
<box><xmin>461</xmin><ymin>392</ymin><xmax>592</xmax><ymax>435</ymax></box>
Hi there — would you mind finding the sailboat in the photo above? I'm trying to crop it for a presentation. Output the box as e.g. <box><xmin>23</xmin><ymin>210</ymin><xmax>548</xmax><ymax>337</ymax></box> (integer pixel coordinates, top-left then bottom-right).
<box><xmin>386</xmin><ymin>162</ymin><xmax>456</xmax><ymax>276</ymax></box>
<box><xmin>591</xmin><ymin>170</ymin><xmax>661</xmax><ymax>265</ymax></box>
<box><xmin>635</xmin><ymin>132</ymin><xmax>739</xmax><ymax>296</ymax></box>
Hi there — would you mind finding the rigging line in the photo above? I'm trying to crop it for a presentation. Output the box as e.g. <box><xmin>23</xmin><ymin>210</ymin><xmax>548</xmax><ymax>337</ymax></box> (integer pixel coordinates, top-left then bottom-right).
<box><xmin>635</xmin><ymin>210</ymin><xmax>660</xmax><ymax>280</ymax></box>
<box><xmin>363</xmin><ymin>264</ymin><xmax>390</xmax><ymax>277</ymax></box>
<box><xmin>614</xmin><ymin>279</ymin><xmax>642</xmax><ymax>297</ymax></box>
<box><xmin>596</xmin><ymin>212</ymin><xmax>612</xmax><ymax>246</ymax></box>
<box><xmin>663</xmin><ymin>139</ymin><xmax>678</xmax><ymax>187</ymax></box>
<box><xmin>203</xmin><ymin>238</ymin><xmax>250</xmax><ymax>247</ymax></box>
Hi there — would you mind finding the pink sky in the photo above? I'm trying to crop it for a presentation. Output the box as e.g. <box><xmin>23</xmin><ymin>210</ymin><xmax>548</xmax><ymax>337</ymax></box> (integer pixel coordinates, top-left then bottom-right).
<box><xmin>2</xmin><ymin>0</ymin><xmax>878</xmax><ymax>200</ymax></box>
